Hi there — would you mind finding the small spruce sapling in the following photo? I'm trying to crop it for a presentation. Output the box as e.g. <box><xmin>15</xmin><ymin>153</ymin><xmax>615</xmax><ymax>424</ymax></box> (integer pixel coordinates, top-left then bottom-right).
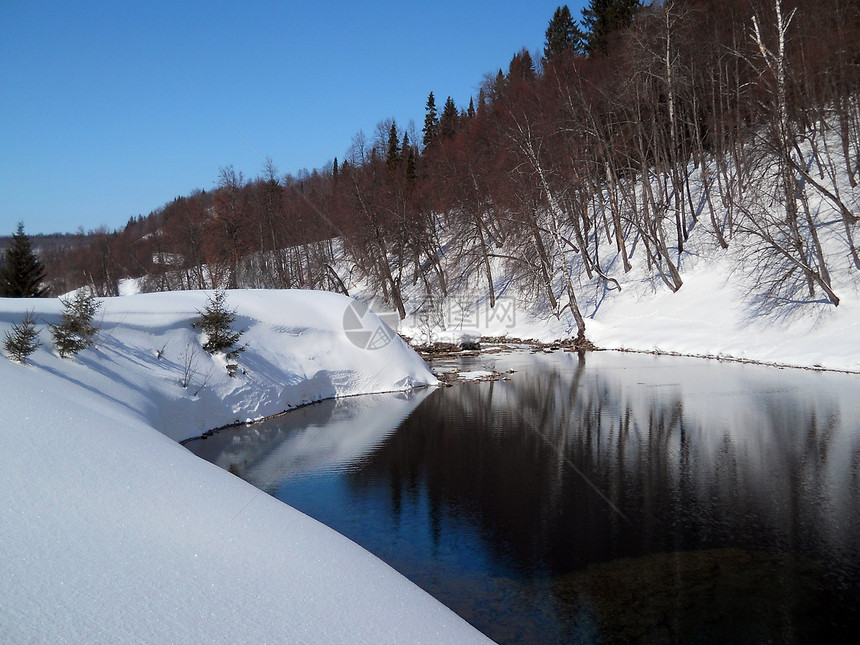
<box><xmin>51</xmin><ymin>290</ymin><xmax>101</xmax><ymax>358</ymax></box>
<box><xmin>193</xmin><ymin>290</ymin><xmax>245</xmax><ymax>366</ymax></box>
<box><xmin>3</xmin><ymin>310</ymin><xmax>41</xmax><ymax>363</ymax></box>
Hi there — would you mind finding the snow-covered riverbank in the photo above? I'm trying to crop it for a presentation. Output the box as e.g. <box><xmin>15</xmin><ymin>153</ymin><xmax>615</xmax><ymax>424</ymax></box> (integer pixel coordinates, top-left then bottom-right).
<box><xmin>396</xmin><ymin>223</ymin><xmax>860</xmax><ymax>374</ymax></box>
<box><xmin>0</xmin><ymin>290</ymin><xmax>490</xmax><ymax>643</ymax></box>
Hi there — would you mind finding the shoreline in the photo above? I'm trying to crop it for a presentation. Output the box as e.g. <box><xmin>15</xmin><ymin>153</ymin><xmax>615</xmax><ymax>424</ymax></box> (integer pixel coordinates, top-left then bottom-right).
<box><xmin>417</xmin><ymin>337</ymin><xmax>860</xmax><ymax>376</ymax></box>
<box><xmin>185</xmin><ymin>341</ymin><xmax>860</xmax><ymax>444</ymax></box>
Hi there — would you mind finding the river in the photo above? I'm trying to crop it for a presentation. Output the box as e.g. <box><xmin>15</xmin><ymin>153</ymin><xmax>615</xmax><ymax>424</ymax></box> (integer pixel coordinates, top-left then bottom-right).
<box><xmin>185</xmin><ymin>350</ymin><xmax>860</xmax><ymax>643</ymax></box>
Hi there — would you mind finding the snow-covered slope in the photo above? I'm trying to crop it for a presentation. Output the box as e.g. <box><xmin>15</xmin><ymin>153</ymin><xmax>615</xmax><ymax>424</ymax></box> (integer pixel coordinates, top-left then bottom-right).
<box><xmin>380</xmin><ymin>129</ymin><xmax>860</xmax><ymax>373</ymax></box>
<box><xmin>584</xmin><ymin>246</ymin><xmax>860</xmax><ymax>372</ymax></box>
<box><xmin>1</xmin><ymin>289</ymin><xmax>437</xmax><ymax>441</ymax></box>
<box><xmin>0</xmin><ymin>290</ymin><xmax>490</xmax><ymax>643</ymax></box>
<box><xmin>393</xmin><ymin>237</ymin><xmax>860</xmax><ymax>372</ymax></box>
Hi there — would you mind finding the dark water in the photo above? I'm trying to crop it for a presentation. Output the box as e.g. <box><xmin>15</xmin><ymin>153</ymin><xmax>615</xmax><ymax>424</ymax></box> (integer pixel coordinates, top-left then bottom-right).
<box><xmin>186</xmin><ymin>350</ymin><xmax>860</xmax><ymax>643</ymax></box>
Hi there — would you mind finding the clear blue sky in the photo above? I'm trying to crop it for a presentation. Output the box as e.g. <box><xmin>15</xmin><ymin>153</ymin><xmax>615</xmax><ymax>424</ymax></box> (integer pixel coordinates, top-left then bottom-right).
<box><xmin>2</xmin><ymin>1</ymin><xmax>586</xmax><ymax>235</ymax></box>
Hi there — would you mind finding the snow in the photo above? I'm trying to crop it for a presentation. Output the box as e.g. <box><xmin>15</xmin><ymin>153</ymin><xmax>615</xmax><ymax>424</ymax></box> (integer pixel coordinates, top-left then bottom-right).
<box><xmin>583</xmin><ymin>247</ymin><xmax>860</xmax><ymax>372</ymax></box>
<box><xmin>456</xmin><ymin>370</ymin><xmax>496</xmax><ymax>381</ymax></box>
<box><xmin>3</xmin><ymin>156</ymin><xmax>858</xmax><ymax>641</ymax></box>
<box><xmin>389</xmin><ymin>128</ymin><xmax>860</xmax><ymax>373</ymax></box>
<box><xmin>1</xmin><ymin>289</ymin><xmax>437</xmax><ymax>442</ymax></box>
<box><xmin>396</xmin><ymin>250</ymin><xmax>860</xmax><ymax>372</ymax></box>
<box><xmin>0</xmin><ymin>289</ymin><xmax>490</xmax><ymax>644</ymax></box>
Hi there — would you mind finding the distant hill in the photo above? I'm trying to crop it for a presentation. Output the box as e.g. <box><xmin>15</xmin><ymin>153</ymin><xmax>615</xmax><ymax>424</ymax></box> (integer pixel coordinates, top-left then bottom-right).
<box><xmin>0</xmin><ymin>232</ymin><xmax>89</xmax><ymax>255</ymax></box>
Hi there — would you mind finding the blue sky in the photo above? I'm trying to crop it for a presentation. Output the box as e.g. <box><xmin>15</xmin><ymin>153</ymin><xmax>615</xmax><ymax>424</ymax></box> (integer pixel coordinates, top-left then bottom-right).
<box><xmin>2</xmin><ymin>1</ymin><xmax>586</xmax><ymax>235</ymax></box>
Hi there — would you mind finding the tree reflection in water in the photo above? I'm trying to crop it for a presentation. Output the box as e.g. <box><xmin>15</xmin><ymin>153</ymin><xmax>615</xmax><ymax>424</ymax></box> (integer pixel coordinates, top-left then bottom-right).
<box><xmin>187</xmin><ymin>351</ymin><xmax>860</xmax><ymax>643</ymax></box>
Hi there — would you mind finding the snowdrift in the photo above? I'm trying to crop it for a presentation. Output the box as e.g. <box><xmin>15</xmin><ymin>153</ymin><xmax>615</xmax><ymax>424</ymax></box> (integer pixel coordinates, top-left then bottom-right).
<box><xmin>0</xmin><ymin>290</ymin><xmax>490</xmax><ymax>644</ymax></box>
<box><xmin>1</xmin><ymin>289</ymin><xmax>437</xmax><ymax>441</ymax></box>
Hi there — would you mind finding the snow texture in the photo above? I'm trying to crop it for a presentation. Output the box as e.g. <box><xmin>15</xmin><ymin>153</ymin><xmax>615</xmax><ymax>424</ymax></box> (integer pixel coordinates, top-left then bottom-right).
<box><xmin>0</xmin><ymin>290</ymin><xmax>490</xmax><ymax>644</ymax></box>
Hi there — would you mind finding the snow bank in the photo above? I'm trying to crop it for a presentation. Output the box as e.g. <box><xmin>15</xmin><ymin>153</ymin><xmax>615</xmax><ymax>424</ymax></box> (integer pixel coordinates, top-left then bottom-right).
<box><xmin>0</xmin><ymin>290</ymin><xmax>490</xmax><ymax>643</ymax></box>
<box><xmin>583</xmin><ymin>242</ymin><xmax>860</xmax><ymax>373</ymax></box>
<box><xmin>395</xmin><ymin>254</ymin><xmax>860</xmax><ymax>372</ymax></box>
<box><xmin>2</xmin><ymin>289</ymin><xmax>438</xmax><ymax>442</ymax></box>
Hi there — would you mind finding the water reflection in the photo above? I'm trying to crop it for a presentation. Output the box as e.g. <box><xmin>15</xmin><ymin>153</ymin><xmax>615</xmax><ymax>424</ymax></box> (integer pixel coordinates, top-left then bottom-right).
<box><xmin>187</xmin><ymin>388</ymin><xmax>433</xmax><ymax>488</ymax></box>
<box><xmin>186</xmin><ymin>351</ymin><xmax>860</xmax><ymax>643</ymax></box>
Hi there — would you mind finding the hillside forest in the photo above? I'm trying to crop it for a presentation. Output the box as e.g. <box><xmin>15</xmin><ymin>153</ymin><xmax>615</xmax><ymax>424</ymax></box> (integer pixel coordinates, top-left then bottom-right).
<box><xmin>12</xmin><ymin>0</ymin><xmax>860</xmax><ymax>342</ymax></box>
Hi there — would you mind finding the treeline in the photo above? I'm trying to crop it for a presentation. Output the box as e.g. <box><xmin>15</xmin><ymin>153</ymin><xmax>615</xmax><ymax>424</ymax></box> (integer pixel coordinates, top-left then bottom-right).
<box><xmin>45</xmin><ymin>0</ymin><xmax>860</xmax><ymax>337</ymax></box>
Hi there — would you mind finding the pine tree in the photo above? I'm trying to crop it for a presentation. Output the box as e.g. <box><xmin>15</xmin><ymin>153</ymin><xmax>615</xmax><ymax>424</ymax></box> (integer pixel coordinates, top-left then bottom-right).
<box><xmin>1</xmin><ymin>222</ymin><xmax>47</xmax><ymax>297</ymax></box>
<box><xmin>51</xmin><ymin>290</ymin><xmax>100</xmax><ymax>358</ymax></box>
<box><xmin>581</xmin><ymin>0</ymin><xmax>642</xmax><ymax>55</ymax></box>
<box><xmin>422</xmin><ymin>92</ymin><xmax>439</xmax><ymax>147</ymax></box>
<box><xmin>193</xmin><ymin>290</ymin><xmax>245</xmax><ymax>359</ymax></box>
<box><xmin>3</xmin><ymin>310</ymin><xmax>40</xmax><ymax>363</ymax></box>
<box><xmin>543</xmin><ymin>5</ymin><xmax>585</xmax><ymax>60</ymax></box>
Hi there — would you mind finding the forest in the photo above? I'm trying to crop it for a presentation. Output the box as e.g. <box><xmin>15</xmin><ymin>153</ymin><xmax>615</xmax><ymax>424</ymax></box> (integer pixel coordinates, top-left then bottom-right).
<box><xmin>27</xmin><ymin>0</ymin><xmax>860</xmax><ymax>341</ymax></box>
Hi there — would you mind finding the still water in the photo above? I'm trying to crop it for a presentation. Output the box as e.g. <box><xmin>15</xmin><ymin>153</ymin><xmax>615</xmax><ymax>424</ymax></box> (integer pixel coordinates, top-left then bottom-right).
<box><xmin>186</xmin><ymin>350</ymin><xmax>860</xmax><ymax>643</ymax></box>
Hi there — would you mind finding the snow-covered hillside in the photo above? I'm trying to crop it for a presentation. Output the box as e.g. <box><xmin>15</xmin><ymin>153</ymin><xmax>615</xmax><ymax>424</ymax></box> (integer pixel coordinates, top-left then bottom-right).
<box><xmin>384</xmin><ymin>127</ymin><xmax>860</xmax><ymax>374</ymax></box>
<box><xmin>392</xmin><ymin>231</ymin><xmax>860</xmax><ymax>373</ymax></box>
<box><xmin>0</xmin><ymin>290</ymin><xmax>490</xmax><ymax>643</ymax></box>
<box><xmin>583</xmin><ymin>245</ymin><xmax>860</xmax><ymax>372</ymax></box>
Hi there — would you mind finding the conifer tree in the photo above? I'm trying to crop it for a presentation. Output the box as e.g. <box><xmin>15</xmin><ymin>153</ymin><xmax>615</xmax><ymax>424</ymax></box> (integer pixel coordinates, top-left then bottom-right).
<box><xmin>544</xmin><ymin>5</ymin><xmax>585</xmax><ymax>60</ymax></box>
<box><xmin>402</xmin><ymin>132</ymin><xmax>417</xmax><ymax>183</ymax></box>
<box><xmin>422</xmin><ymin>92</ymin><xmax>439</xmax><ymax>147</ymax></box>
<box><xmin>193</xmin><ymin>290</ymin><xmax>245</xmax><ymax>359</ymax></box>
<box><xmin>51</xmin><ymin>290</ymin><xmax>100</xmax><ymax>358</ymax></box>
<box><xmin>4</xmin><ymin>310</ymin><xmax>40</xmax><ymax>363</ymax></box>
<box><xmin>1</xmin><ymin>222</ymin><xmax>47</xmax><ymax>297</ymax></box>
<box><xmin>508</xmin><ymin>49</ymin><xmax>537</xmax><ymax>83</ymax></box>
<box><xmin>488</xmin><ymin>69</ymin><xmax>507</xmax><ymax>103</ymax></box>
<box><xmin>580</xmin><ymin>0</ymin><xmax>641</xmax><ymax>55</ymax></box>
<box><xmin>386</xmin><ymin>122</ymin><xmax>401</xmax><ymax>170</ymax></box>
<box><xmin>439</xmin><ymin>96</ymin><xmax>459</xmax><ymax>140</ymax></box>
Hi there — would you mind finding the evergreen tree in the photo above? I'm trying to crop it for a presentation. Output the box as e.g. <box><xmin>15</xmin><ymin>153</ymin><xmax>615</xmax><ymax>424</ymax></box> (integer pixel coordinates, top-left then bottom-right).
<box><xmin>477</xmin><ymin>87</ymin><xmax>487</xmax><ymax>113</ymax></box>
<box><xmin>422</xmin><ymin>92</ymin><xmax>439</xmax><ymax>147</ymax></box>
<box><xmin>385</xmin><ymin>122</ymin><xmax>401</xmax><ymax>170</ymax></box>
<box><xmin>439</xmin><ymin>96</ymin><xmax>459</xmax><ymax>140</ymax></box>
<box><xmin>467</xmin><ymin>97</ymin><xmax>476</xmax><ymax>119</ymax></box>
<box><xmin>487</xmin><ymin>69</ymin><xmax>507</xmax><ymax>103</ymax></box>
<box><xmin>193</xmin><ymin>290</ymin><xmax>245</xmax><ymax>359</ymax></box>
<box><xmin>581</xmin><ymin>0</ymin><xmax>642</xmax><ymax>55</ymax></box>
<box><xmin>3</xmin><ymin>310</ymin><xmax>40</xmax><ymax>363</ymax></box>
<box><xmin>1</xmin><ymin>222</ymin><xmax>47</xmax><ymax>297</ymax></box>
<box><xmin>508</xmin><ymin>49</ymin><xmax>537</xmax><ymax>83</ymax></box>
<box><xmin>401</xmin><ymin>132</ymin><xmax>417</xmax><ymax>183</ymax></box>
<box><xmin>332</xmin><ymin>157</ymin><xmax>339</xmax><ymax>184</ymax></box>
<box><xmin>544</xmin><ymin>5</ymin><xmax>585</xmax><ymax>60</ymax></box>
<box><xmin>51</xmin><ymin>290</ymin><xmax>100</xmax><ymax>358</ymax></box>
